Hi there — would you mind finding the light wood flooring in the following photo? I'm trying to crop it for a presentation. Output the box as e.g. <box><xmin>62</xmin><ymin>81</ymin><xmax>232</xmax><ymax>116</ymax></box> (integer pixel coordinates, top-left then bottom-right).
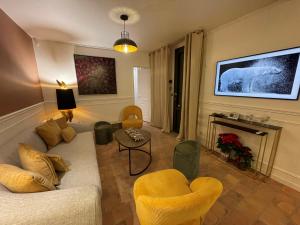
<box><xmin>96</xmin><ymin>125</ymin><xmax>300</xmax><ymax>225</ymax></box>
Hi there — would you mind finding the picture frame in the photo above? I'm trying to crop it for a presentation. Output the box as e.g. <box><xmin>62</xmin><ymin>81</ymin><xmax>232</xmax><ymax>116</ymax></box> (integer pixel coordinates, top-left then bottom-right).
<box><xmin>74</xmin><ymin>54</ymin><xmax>117</xmax><ymax>95</ymax></box>
<box><xmin>214</xmin><ymin>47</ymin><xmax>300</xmax><ymax>100</ymax></box>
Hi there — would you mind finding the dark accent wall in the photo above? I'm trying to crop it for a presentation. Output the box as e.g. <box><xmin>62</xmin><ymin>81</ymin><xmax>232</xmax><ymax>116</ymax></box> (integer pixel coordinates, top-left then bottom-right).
<box><xmin>0</xmin><ymin>9</ymin><xmax>43</xmax><ymax>116</ymax></box>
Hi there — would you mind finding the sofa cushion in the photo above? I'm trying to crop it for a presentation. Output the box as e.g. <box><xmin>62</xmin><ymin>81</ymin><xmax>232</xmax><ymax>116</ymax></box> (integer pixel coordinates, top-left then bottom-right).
<box><xmin>18</xmin><ymin>144</ymin><xmax>59</xmax><ymax>185</ymax></box>
<box><xmin>0</xmin><ymin>185</ymin><xmax>101</xmax><ymax>225</ymax></box>
<box><xmin>36</xmin><ymin>119</ymin><xmax>62</xmax><ymax>149</ymax></box>
<box><xmin>0</xmin><ymin>164</ymin><xmax>56</xmax><ymax>193</ymax></box>
<box><xmin>46</xmin><ymin>154</ymin><xmax>70</xmax><ymax>172</ymax></box>
<box><xmin>122</xmin><ymin>119</ymin><xmax>143</xmax><ymax>129</ymax></box>
<box><xmin>47</xmin><ymin>132</ymin><xmax>101</xmax><ymax>192</ymax></box>
<box><xmin>61</xmin><ymin>126</ymin><xmax>77</xmax><ymax>143</ymax></box>
<box><xmin>0</xmin><ymin>184</ymin><xmax>8</xmax><ymax>191</ymax></box>
<box><xmin>54</xmin><ymin>116</ymin><xmax>68</xmax><ymax>129</ymax></box>
<box><xmin>0</xmin><ymin>129</ymin><xmax>47</xmax><ymax>166</ymax></box>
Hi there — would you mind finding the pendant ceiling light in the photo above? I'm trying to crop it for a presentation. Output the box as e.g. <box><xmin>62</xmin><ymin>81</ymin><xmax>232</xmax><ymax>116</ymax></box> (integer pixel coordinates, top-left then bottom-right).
<box><xmin>113</xmin><ymin>14</ymin><xmax>138</xmax><ymax>53</ymax></box>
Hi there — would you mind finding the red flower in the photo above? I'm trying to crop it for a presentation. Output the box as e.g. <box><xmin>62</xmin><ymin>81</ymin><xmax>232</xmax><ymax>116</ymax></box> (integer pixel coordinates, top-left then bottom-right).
<box><xmin>218</xmin><ymin>133</ymin><xmax>243</xmax><ymax>149</ymax></box>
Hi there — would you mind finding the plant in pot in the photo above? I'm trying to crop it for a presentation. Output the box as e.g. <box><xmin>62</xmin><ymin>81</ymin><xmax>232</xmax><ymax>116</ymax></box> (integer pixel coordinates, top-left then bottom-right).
<box><xmin>234</xmin><ymin>146</ymin><xmax>254</xmax><ymax>170</ymax></box>
<box><xmin>217</xmin><ymin>133</ymin><xmax>242</xmax><ymax>159</ymax></box>
<box><xmin>217</xmin><ymin>133</ymin><xmax>253</xmax><ymax>170</ymax></box>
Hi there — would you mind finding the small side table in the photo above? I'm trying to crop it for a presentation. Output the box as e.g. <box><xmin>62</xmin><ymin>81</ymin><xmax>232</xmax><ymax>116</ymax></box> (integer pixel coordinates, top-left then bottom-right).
<box><xmin>115</xmin><ymin>129</ymin><xmax>152</xmax><ymax>176</ymax></box>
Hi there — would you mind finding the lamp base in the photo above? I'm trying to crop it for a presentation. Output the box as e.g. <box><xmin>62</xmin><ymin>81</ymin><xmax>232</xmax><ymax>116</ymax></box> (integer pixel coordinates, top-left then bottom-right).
<box><xmin>60</xmin><ymin>110</ymin><xmax>73</xmax><ymax>122</ymax></box>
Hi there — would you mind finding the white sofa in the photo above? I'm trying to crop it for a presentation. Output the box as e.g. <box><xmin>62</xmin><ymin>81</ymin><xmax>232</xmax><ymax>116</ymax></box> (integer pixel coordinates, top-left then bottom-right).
<box><xmin>0</xmin><ymin>123</ymin><xmax>102</xmax><ymax>225</ymax></box>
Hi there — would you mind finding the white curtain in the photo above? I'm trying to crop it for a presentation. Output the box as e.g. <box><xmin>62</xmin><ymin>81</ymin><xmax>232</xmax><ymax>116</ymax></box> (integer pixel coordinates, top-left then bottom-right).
<box><xmin>149</xmin><ymin>46</ymin><xmax>171</xmax><ymax>132</ymax></box>
<box><xmin>177</xmin><ymin>31</ymin><xmax>204</xmax><ymax>140</ymax></box>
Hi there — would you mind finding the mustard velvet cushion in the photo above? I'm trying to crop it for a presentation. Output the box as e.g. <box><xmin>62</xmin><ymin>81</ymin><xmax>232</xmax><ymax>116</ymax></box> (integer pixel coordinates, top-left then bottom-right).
<box><xmin>46</xmin><ymin>153</ymin><xmax>70</xmax><ymax>172</ymax></box>
<box><xmin>0</xmin><ymin>164</ymin><xmax>55</xmax><ymax>193</ymax></box>
<box><xmin>36</xmin><ymin>119</ymin><xmax>62</xmax><ymax>148</ymax></box>
<box><xmin>128</xmin><ymin>114</ymin><xmax>138</xmax><ymax>120</ymax></box>
<box><xmin>18</xmin><ymin>144</ymin><xmax>59</xmax><ymax>186</ymax></box>
<box><xmin>54</xmin><ymin>116</ymin><xmax>68</xmax><ymax>129</ymax></box>
<box><xmin>133</xmin><ymin>169</ymin><xmax>223</xmax><ymax>225</ymax></box>
<box><xmin>61</xmin><ymin>126</ymin><xmax>77</xmax><ymax>143</ymax></box>
<box><xmin>122</xmin><ymin>119</ymin><xmax>143</xmax><ymax>129</ymax></box>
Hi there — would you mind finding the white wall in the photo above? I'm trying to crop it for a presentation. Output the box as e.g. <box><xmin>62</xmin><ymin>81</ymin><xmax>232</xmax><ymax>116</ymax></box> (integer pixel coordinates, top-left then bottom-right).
<box><xmin>199</xmin><ymin>0</ymin><xmax>300</xmax><ymax>191</ymax></box>
<box><xmin>0</xmin><ymin>102</ymin><xmax>47</xmax><ymax>166</ymax></box>
<box><xmin>34</xmin><ymin>40</ymin><xmax>149</xmax><ymax>123</ymax></box>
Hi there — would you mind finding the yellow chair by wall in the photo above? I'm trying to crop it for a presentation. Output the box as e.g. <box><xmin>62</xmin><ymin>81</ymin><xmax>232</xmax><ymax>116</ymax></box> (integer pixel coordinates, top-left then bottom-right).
<box><xmin>122</xmin><ymin>105</ymin><xmax>143</xmax><ymax>129</ymax></box>
<box><xmin>133</xmin><ymin>169</ymin><xmax>223</xmax><ymax>225</ymax></box>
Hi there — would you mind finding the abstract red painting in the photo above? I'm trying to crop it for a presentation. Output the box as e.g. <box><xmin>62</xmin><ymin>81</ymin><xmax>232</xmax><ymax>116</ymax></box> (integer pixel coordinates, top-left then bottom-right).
<box><xmin>74</xmin><ymin>54</ymin><xmax>117</xmax><ymax>95</ymax></box>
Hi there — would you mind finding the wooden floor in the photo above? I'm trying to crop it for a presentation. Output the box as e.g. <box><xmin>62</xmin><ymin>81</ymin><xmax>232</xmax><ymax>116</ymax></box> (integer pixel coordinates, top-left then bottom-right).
<box><xmin>96</xmin><ymin>125</ymin><xmax>300</xmax><ymax>225</ymax></box>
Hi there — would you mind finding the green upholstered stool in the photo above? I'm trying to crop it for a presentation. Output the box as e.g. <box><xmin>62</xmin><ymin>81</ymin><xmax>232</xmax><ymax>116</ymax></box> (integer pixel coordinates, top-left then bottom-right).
<box><xmin>173</xmin><ymin>140</ymin><xmax>200</xmax><ymax>180</ymax></box>
<box><xmin>94</xmin><ymin>121</ymin><xmax>113</xmax><ymax>145</ymax></box>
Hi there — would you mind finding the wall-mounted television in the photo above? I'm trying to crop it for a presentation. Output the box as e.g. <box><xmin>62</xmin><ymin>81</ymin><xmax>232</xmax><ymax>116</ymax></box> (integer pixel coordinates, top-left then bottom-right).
<box><xmin>214</xmin><ymin>47</ymin><xmax>300</xmax><ymax>100</ymax></box>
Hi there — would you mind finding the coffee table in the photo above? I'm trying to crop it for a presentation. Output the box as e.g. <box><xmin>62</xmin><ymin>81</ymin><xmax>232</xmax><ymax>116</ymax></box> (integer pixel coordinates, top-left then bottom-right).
<box><xmin>115</xmin><ymin>129</ymin><xmax>152</xmax><ymax>176</ymax></box>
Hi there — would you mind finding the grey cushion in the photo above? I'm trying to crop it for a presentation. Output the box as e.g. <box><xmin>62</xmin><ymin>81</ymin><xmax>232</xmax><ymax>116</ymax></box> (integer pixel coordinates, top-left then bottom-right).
<box><xmin>0</xmin><ymin>129</ymin><xmax>47</xmax><ymax>166</ymax></box>
<box><xmin>0</xmin><ymin>185</ymin><xmax>102</xmax><ymax>225</ymax></box>
<box><xmin>48</xmin><ymin>131</ymin><xmax>101</xmax><ymax>192</ymax></box>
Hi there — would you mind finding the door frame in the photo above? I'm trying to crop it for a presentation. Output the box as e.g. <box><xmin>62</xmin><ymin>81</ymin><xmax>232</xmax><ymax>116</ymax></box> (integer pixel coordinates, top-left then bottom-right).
<box><xmin>170</xmin><ymin>41</ymin><xmax>185</xmax><ymax>132</ymax></box>
<box><xmin>133</xmin><ymin>66</ymin><xmax>151</xmax><ymax>122</ymax></box>
<box><xmin>173</xmin><ymin>46</ymin><xmax>184</xmax><ymax>133</ymax></box>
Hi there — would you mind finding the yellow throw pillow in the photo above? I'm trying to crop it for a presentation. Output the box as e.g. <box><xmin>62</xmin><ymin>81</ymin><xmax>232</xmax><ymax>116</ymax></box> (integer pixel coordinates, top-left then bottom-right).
<box><xmin>18</xmin><ymin>144</ymin><xmax>59</xmax><ymax>185</ymax></box>
<box><xmin>36</xmin><ymin>119</ymin><xmax>62</xmax><ymax>149</ymax></box>
<box><xmin>46</xmin><ymin>154</ymin><xmax>70</xmax><ymax>172</ymax></box>
<box><xmin>61</xmin><ymin>126</ymin><xmax>77</xmax><ymax>143</ymax></box>
<box><xmin>54</xmin><ymin>116</ymin><xmax>68</xmax><ymax>129</ymax></box>
<box><xmin>0</xmin><ymin>164</ymin><xmax>55</xmax><ymax>193</ymax></box>
<box><xmin>128</xmin><ymin>114</ymin><xmax>138</xmax><ymax>120</ymax></box>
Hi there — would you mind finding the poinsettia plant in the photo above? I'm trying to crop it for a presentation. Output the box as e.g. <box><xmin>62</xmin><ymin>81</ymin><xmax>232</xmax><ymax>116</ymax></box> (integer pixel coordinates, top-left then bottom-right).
<box><xmin>217</xmin><ymin>133</ymin><xmax>253</xmax><ymax>170</ymax></box>
<box><xmin>217</xmin><ymin>133</ymin><xmax>242</xmax><ymax>154</ymax></box>
<box><xmin>234</xmin><ymin>146</ymin><xmax>254</xmax><ymax>169</ymax></box>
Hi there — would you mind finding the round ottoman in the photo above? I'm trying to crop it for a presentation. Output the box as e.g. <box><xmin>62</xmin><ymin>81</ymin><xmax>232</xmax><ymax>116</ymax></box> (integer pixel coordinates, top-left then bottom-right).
<box><xmin>94</xmin><ymin>121</ymin><xmax>113</xmax><ymax>145</ymax></box>
<box><xmin>173</xmin><ymin>140</ymin><xmax>200</xmax><ymax>180</ymax></box>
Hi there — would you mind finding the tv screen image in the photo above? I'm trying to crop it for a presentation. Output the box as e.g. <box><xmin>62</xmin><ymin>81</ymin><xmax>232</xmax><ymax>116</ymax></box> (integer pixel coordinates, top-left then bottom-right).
<box><xmin>215</xmin><ymin>47</ymin><xmax>300</xmax><ymax>100</ymax></box>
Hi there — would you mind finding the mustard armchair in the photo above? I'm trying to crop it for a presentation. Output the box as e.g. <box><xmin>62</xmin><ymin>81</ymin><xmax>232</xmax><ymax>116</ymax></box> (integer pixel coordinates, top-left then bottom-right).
<box><xmin>133</xmin><ymin>169</ymin><xmax>223</xmax><ymax>225</ymax></box>
<box><xmin>122</xmin><ymin>105</ymin><xmax>143</xmax><ymax>129</ymax></box>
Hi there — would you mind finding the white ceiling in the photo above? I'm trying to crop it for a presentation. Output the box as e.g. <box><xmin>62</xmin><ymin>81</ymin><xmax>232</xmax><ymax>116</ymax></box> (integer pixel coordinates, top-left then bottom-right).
<box><xmin>0</xmin><ymin>0</ymin><xmax>277</xmax><ymax>51</ymax></box>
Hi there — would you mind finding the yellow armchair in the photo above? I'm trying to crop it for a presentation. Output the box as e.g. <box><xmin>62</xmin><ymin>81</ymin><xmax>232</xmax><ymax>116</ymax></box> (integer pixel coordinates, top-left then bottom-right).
<box><xmin>122</xmin><ymin>105</ymin><xmax>143</xmax><ymax>129</ymax></box>
<box><xmin>133</xmin><ymin>169</ymin><xmax>223</xmax><ymax>225</ymax></box>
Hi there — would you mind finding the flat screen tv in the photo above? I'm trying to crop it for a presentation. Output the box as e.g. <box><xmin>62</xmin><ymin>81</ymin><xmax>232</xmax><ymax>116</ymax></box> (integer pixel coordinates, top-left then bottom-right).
<box><xmin>214</xmin><ymin>47</ymin><xmax>300</xmax><ymax>100</ymax></box>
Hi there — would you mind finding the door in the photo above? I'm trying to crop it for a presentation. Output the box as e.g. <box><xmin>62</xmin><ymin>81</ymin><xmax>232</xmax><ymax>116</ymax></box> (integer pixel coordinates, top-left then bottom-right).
<box><xmin>173</xmin><ymin>47</ymin><xmax>184</xmax><ymax>133</ymax></box>
<box><xmin>133</xmin><ymin>67</ymin><xmax>151</xmax><ymax>122</ymax></box>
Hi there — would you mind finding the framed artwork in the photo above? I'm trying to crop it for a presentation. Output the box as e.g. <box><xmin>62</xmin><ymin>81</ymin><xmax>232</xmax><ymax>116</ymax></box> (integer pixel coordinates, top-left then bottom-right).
<box><xmin>214</xmin><ymin>47</ymin><xmax>300</xmax><ymax>100</ymax></box>
<box><xmin>74</xmin><ymin>54</ymin><xmax>117</xmax><ymax>95</ymax></box>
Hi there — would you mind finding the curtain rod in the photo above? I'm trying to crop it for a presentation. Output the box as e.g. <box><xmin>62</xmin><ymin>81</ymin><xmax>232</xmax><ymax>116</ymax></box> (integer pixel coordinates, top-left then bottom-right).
<box><xmin>168</xmin><ymin>37</ymin><xmax>185</xmax><ymax>47</ymax></box>
<box><xmin>151</xmin><ymin>29</ymin><xmax>204</xmax><ymax>52</ymax></box>
<box><xmin>168</xmin><ymin>29</ymin><xmax>204</xmax><ymax>47</ymax></box>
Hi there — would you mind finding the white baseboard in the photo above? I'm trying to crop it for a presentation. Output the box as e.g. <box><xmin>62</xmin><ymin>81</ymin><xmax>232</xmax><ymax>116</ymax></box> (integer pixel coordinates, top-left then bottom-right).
<box><xmin>271</xmin><ymin>167</ymin><xmax>300</xmax><ymax>192</ymax></box>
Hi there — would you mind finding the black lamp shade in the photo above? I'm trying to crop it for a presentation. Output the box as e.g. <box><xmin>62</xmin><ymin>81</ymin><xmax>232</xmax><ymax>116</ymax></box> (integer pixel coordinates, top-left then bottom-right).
<box><xmin>56</xmin><ymin>89</ymin><xmax>76</xmax><ymax>110</ymax></box>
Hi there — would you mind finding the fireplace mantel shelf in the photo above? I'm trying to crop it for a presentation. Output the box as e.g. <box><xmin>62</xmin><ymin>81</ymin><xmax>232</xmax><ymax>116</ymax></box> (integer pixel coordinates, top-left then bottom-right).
<box><xmin>211</xmin><ymin>120</ymin><xmax>268</xmax><ymax>136</ymax></box>
<box><xmin>206</xmin><ymin>114</ymin><xmax>282</xmax><ymax>177</ymax></box>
